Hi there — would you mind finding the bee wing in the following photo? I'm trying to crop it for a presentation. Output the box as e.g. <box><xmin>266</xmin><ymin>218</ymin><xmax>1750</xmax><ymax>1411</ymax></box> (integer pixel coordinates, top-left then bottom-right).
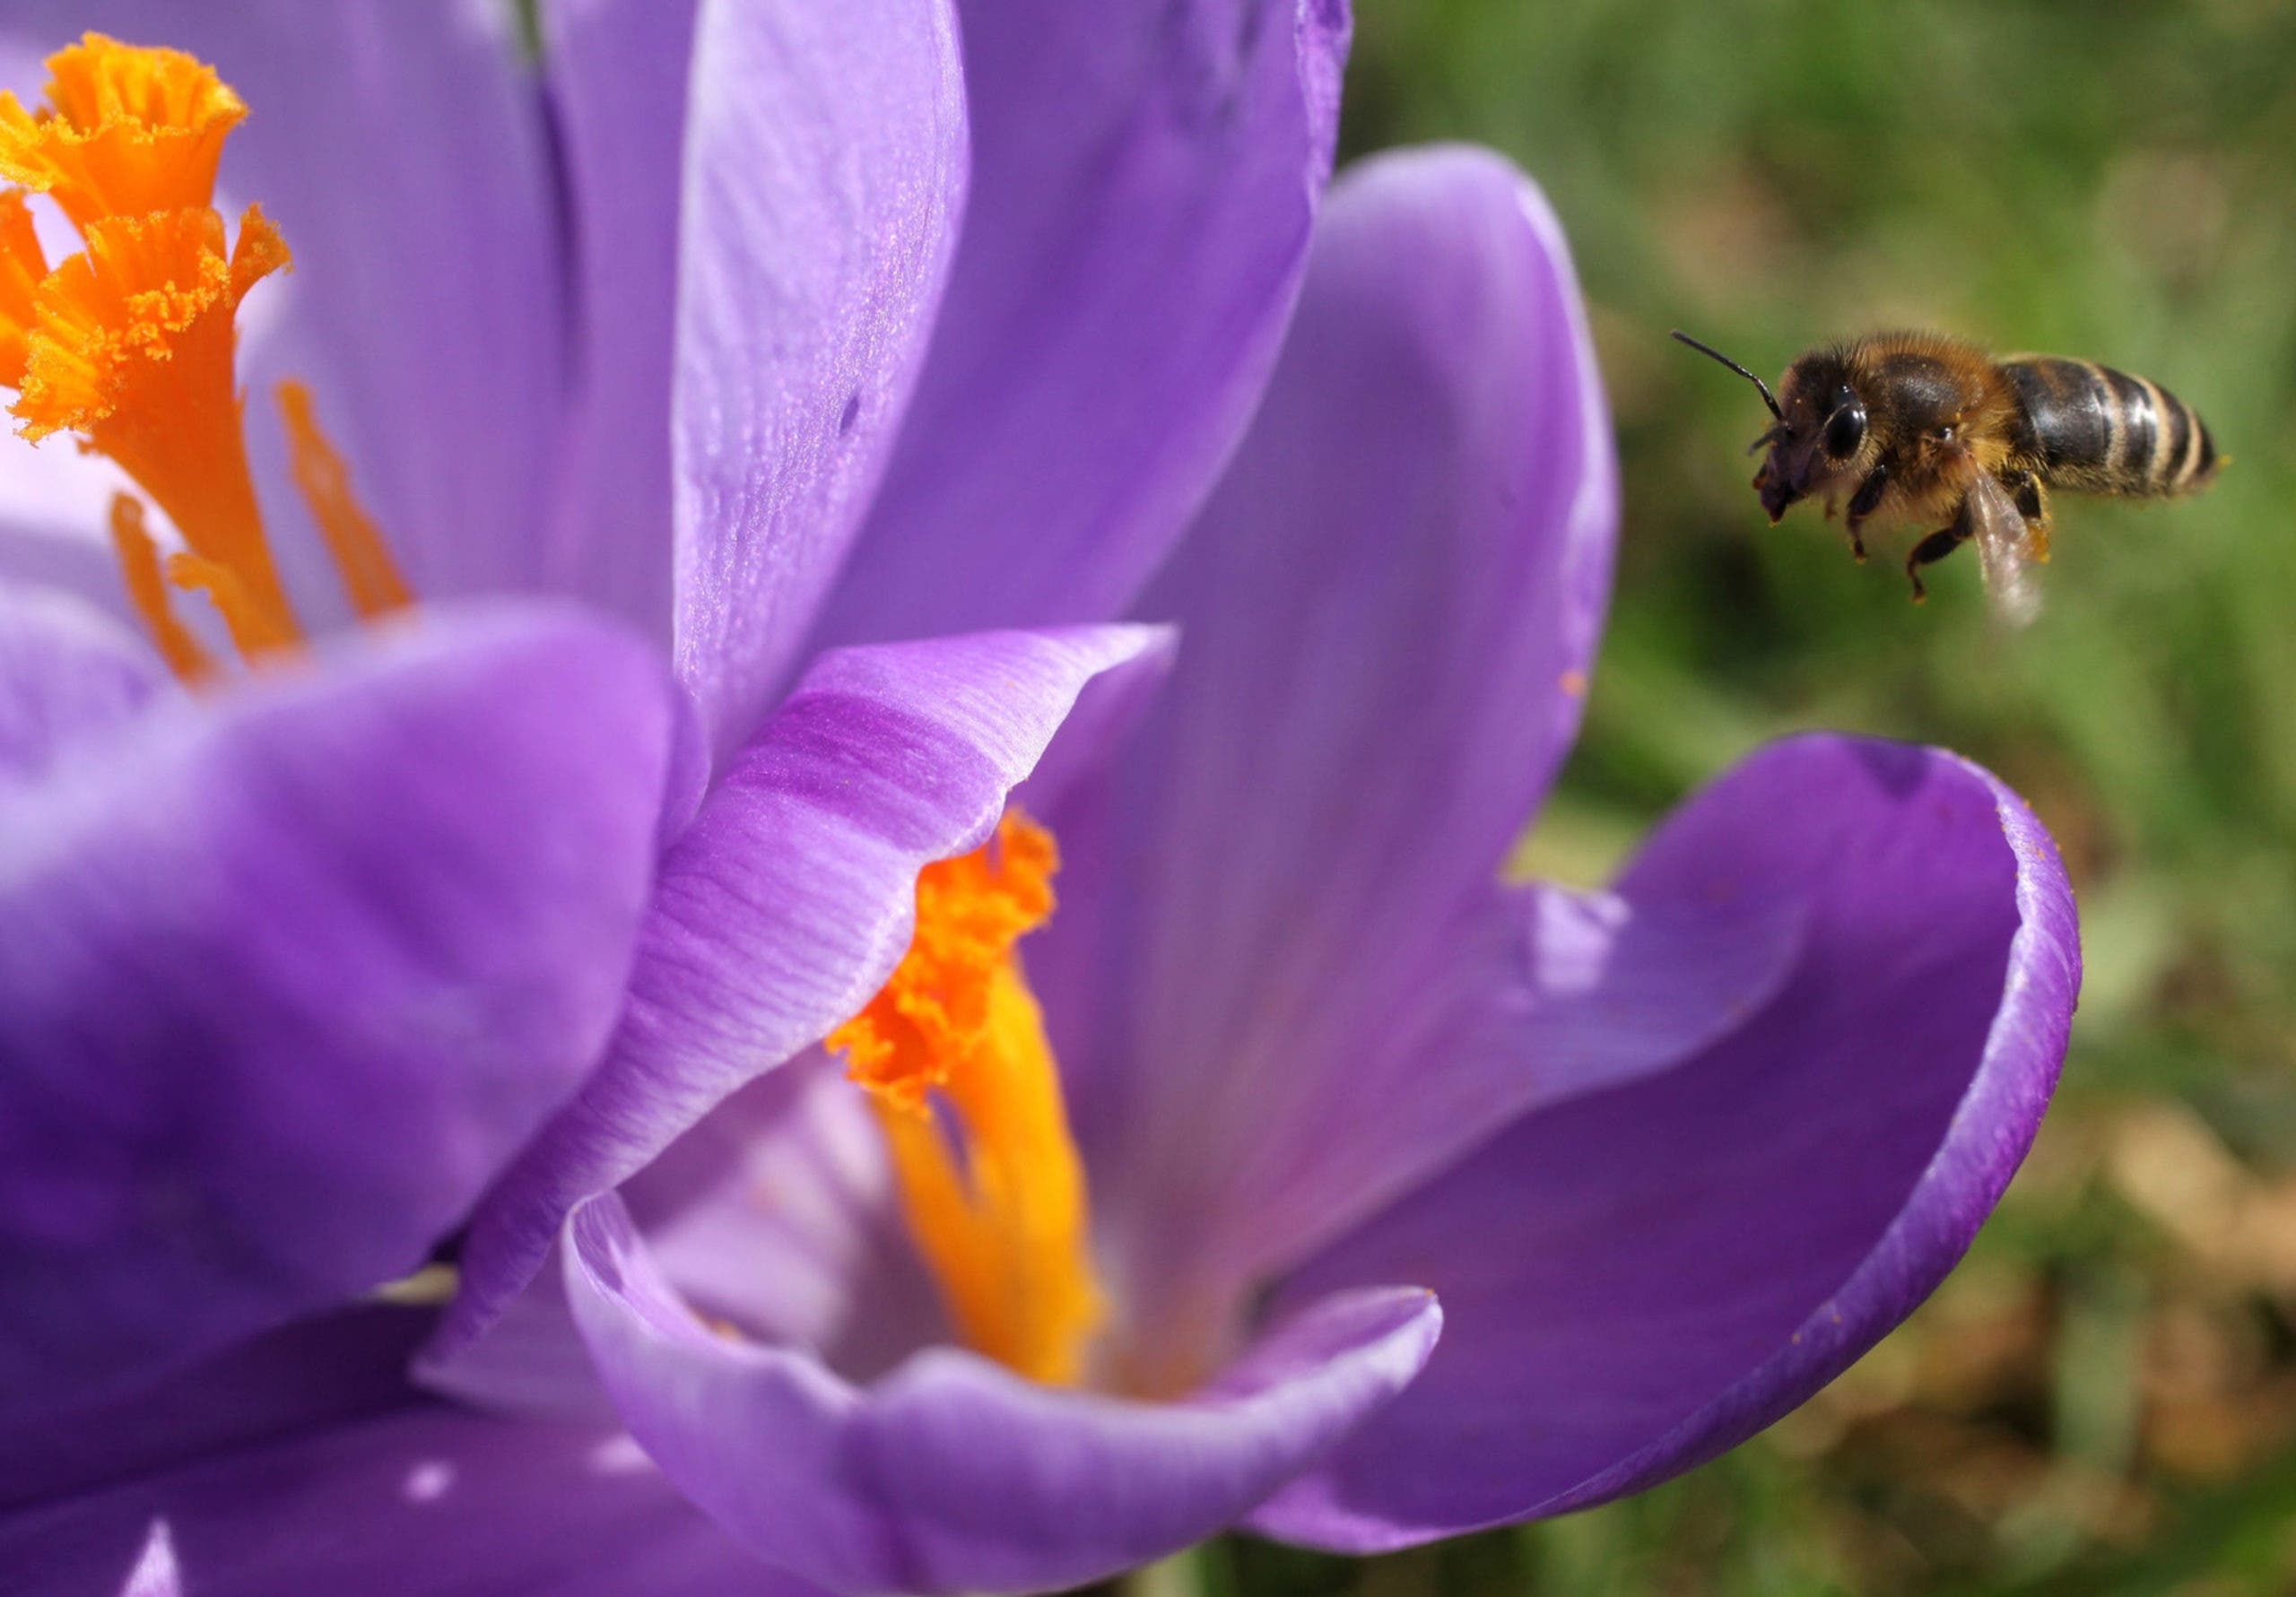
<box><xmin>1967</xmin><ymin>471</ymin><xmax>2042</xmax><ymax>628</ymax></box>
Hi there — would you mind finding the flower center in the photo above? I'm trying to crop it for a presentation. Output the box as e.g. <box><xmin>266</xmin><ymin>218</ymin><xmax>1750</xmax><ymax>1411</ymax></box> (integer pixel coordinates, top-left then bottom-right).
<box><xmin>0</xmin><ymin>34</ymin><xmax>406</xmax><ymax>681</ymax></box>
<box><xmin>827</xmin><ymin>813</ymin><xmax>1104</xmax><ymax>1385</ymax></box>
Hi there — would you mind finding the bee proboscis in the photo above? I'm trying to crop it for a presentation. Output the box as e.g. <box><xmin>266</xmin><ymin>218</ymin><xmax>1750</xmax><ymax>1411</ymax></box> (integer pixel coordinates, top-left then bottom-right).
<box><xmin>1674</xmin><ymin>330</ymin><xmax>2221</xmax><ymax>625</ymax></box>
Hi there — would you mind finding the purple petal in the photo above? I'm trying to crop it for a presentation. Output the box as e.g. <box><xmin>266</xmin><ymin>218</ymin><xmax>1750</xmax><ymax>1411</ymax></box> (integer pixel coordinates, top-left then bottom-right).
<box><xmin>671</xmin><ymin>0</ymin><xmax>969</xmax><ymax>760</ymax></box>
<box><xmin>1128</xmin><ymin>878</ymin><xmax>1806</xmax><ymax>1322</ymax></box>
<box><xmin>2</xmin><ymin>2</ymin><xmax>571</xmax><ymax>618</ymax></box>
<box><xmin>566</xmin><ymin>1192</ymin><xmax>1439</xmax><ymax>1595</ymax></box>
<box><xmin>0</xmin><ymin>584</ymin><xmax>167</xmax><ymax>783</ymax></box>
<box><xmin>430</xmin><ymin>624</ymin><xmax>1170</xmax><ymax>1366</ymax></box>
<box><xmin>808</xmin><ymin>0</ymin><xmax>1352</xmax><ymax>651</ymax></box>
<box><xmin>0</xmin><ymin>605</ymin><xmax>676</xmax><ymax>1416</ymax></box>
<box><xmin>0</xmin><ymin>1307</ymin><xmax>429</xmax><ymax>1514</ymax></box>
<box><xmin>621</xmin><ymin>1049</ymin><xmax>946</xmax><ymax>1383</ymax></box>
<box><xmin>1251</xmin><ymin>736</ymin><xmax>2080</xmax><ymax>1549</ymax></box>
<box><xmin>413</xmin><ymin>1244</ymin><xmax>619</xmax><ymax>1424</ymax></box>
<box><xmin>1048</xmin><ymin>149</ymin><xmax>1616</xmax><ymax>1311</ymax></box>
<box><xmin>0</xmin><ymin>1308</ymin><xmax>793</xmax><ymax>1596</ymax></box>
<box><xmin>431</xmin><ymin>1055</ymin><xmax>938</xmax><ymax>1417</ymax></box>
<box><xmin>528</xmin><ymin>0</ymin><xmax>700</xmax><ymax>640</ymax></box>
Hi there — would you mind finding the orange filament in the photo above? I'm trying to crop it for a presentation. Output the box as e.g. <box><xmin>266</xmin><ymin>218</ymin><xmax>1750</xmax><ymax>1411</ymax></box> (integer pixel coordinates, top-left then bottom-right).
<box><xmin>108</xmin><ymin>493</ymin><xmax>212</xmax><ymax>681</ymax></box>
<box><xmin>277</xmin><ymin>379</ymin><xmax>410</xmax><ymax>619</ymax></box>
<box><xmin>829</xmin><ymin>814</ymin><xmax>1104</xmax><ymax>1385</ymax></box>
<box><xmin>0</xmin><ymin>35</ymin><xmax>244</xmax><ymax>230</ymax></box>
<box><xmin>0</xmin><ymin>36</ymin><xmax>412</xmax><ymax>681</ymax></box>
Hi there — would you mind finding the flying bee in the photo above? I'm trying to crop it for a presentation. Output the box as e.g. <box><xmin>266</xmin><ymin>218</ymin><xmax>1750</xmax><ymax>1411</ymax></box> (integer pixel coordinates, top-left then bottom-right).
<box><xmin>1673</xmin><ymin>329</ymin><xmax>2221</xmax><ymax>624</ymax></box>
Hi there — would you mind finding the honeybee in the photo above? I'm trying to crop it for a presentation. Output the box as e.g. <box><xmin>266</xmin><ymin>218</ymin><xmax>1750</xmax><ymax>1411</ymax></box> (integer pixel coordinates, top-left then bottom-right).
<box><xmin>1674</xmin><ymin>330</ymin><xmax>2221</xmax><ymax>624</ymax></box>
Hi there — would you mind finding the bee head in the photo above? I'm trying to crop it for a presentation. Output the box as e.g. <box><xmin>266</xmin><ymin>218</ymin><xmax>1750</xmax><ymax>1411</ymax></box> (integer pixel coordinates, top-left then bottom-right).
<box><xmin>1674</xmin><ymin>332</ymin><xmax>1866</xmax><ymax>523</ymax></box>
<box><xmin>1753</xmin><ymin>351</ymin><xmax>1870</xmax><ymax>522</ymax></box>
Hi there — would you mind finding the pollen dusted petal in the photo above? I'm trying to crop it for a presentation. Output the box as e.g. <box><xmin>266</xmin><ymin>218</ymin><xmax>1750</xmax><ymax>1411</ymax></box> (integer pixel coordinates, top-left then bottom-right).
<box><xmin>829</xmin><ymin>812</ymin><xmax>1104</xmax><ymax>1385</ymax></box>
<box><xmin>0</xmin><ymin>34</ymin><xmax>246</xmax><ymax>230</ymax></box>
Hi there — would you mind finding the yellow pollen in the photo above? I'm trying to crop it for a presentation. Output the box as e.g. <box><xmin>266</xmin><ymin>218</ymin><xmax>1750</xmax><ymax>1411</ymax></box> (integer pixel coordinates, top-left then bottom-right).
<box><xmin>0</xmin><ymin>34</ymin><xmax>244</xmax><ymax>230</ymax></box>
<box><xmin>0</xmin><ymin>37</ymin><xmax>412</xmax><ymax>681</ymax></box>
<box><xmin>828</xmin><ymin>813</ymin><xmax>1104</xmax><ymax>1385</ymax></box>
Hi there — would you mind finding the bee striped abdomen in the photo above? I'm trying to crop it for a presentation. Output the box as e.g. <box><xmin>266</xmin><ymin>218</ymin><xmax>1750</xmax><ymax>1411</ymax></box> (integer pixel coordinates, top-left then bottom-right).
<box><xmin>2003</xmin><ymin>356</ymin><xmax>2217</xmax><ymax>498</ymax></box>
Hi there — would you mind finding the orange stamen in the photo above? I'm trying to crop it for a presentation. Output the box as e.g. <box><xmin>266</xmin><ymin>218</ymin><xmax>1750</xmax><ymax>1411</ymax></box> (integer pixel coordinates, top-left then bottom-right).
<box><xmin>829</xmin><ymin>814</ymin><xmax>1104</xmax><ymax>1385</ymax></box>
<box><xmin>0</xmin><ymin>37</ymin><xmax>415</xmax><ymax>682</ymax></box>
<box><xmin>0</xmin><ymin>34</ymin><xmax>244</xmax><ymax>230</ymax></box>
<box><xmin>15</xmin><ymin>203</ymin><xmax>298</xmax><ymax>655</ymax></box>
<box><xmin>276</xmin><ymin>379</ymin><xmax>410</xmax><ymax>620</ymax></box>
<box><xmin>107</xmin><ymin>493</ymin><xmax>212</xmax><ymax>681</ymax></box>
<box><xmin>0</xmin><ymin>188</ymin><xmax>48</xmax><ymax>388</ymax></box>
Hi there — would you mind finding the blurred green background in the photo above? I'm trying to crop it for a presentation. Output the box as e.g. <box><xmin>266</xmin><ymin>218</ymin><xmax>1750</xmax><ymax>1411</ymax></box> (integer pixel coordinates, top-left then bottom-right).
<box><xmin>1189</xmin><ymin>1</ymin><xmax>2296</xmax><ymax>1592</ymax></box>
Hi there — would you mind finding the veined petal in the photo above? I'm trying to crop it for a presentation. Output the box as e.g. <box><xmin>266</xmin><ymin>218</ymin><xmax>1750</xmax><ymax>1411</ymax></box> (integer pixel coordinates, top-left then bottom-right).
<box><xmin>1252</xmin><ymin>736</ymin><xmax>2079</xmax><ymax>1549</ymax></box>
<box><xmin>0</xmin><ymin>1</ymin><xmax>570</xmax><ymax>617</ymax></box>
<box><xmin>808</xmin><ymin>0</ymin><xmax>1352</xmax><ymax>651</ymax></box>
<box><xmin>565</xmin><ymin>1193</ymin><xmax>1438</xmax><ymax>1596</ymax></box>
<box><xmin>672</xmin><ymin>0</ymin><xmax>969</xmax><ymax>760</ymax></box>
<box><xmin>0</xmin><ymin>581</ymin><xmax>166</xmax><ymax>782</ymax></box>
<box><xmin>0</xmin><ymin>605</ymin><xmax>676</xmax><ymax>1416</ymax></box>
<box><xmin>0</xmin><ymin>1308</ymin><xmax>794</xmax><ymax>1596</ymax></box>
<box><xmin>430</xmin><ymin>624</ymin><xmax>1171</xmax><ymax>1367</ymax></box>
<box><xmin>528</xmin><ymin>0</ymin><xmax>699</xmax><ymax>639</ymax></box>
<box><xmin>1044</xmin><ymin>149</ymin><xmax>1617</xmax><ymax>1321</ymax></box>
<box><xmin>620</xmin><ymin>1049</ymin><xmax>947</xmax><ymax>1384</ymax></box>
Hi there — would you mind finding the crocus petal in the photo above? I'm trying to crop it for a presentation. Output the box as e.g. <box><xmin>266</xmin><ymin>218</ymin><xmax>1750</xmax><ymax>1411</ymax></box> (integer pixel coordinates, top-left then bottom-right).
<box><xmin>435</xmin><ymin>1054</ymin><xmax>944</xmax><ymax>1417</ymax></box>
<box><xmin>0</xmin><ymin>605</ymin><xmax>676</xmax><ymax>1416</ymax></box>
<box><xmin>807</xmin><ymin>0</ymin><xmax>1352</xmax><ymax>652</ymax></box>
<box><xmin>0</xmin><ymin>1</ymin><xmax>570</xmax><ymax>614</ymax></box>
<box><xmin>621</xmin><ymin>1049</ymin><xmax>946</xmax><ymax>1383</ymax></box>
<box><xmin>431</xmin><ymin>624</ymin><xmax>1171</xmax><ymax>1365</ymax></box>
<box><xmin>1050</xmin><ymin>149</ymin><xmax>1615</xmax><ymax>1307</ymax></box>
<box><xmin>672</xmin><ymin>0</ymin><xmax>969</xmax><ymax>760</ymax></box>
<box><xmin>566</xmin><ymin>1192</ymin><xmax>1439</xmax><ymax>1596</ymax></box>
<box><xmin>0</xmin><ymin>1308</ymin><xmax>795</xmax><ymax>1597</ymax></box>
<box><xmin>527</xmin><ymin>0</ymin><xmax>700</xmax><ymax>640</ymax></box>
<box><xmin>1136</xmin><ymin>877</ymin><xmax>1808</xmax><ymax>1327</ymax></box>
<box><xmin>0</xmin><ymin>584</ymin><xmax>166</xmax><ymax>783</ymax></box>
<box><xmin>0</xmin><ymin>1306</ymin><xmax>429</xmax><ymax>1512</ymax></box>
<box><xmin>413</xmin><ymin>1244</ymin><xmax>620</xmax><ymax>1425</ymax></box>
<box><xmin>1251</xmin><ymin>735</ymin><xmax>2079</xmax><ymax>1549</ymax></box>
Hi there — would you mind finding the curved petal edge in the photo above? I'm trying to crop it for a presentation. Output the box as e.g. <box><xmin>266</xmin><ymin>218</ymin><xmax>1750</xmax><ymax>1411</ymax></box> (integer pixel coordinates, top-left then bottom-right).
<box><xmin>1251</xmin><ymin>736</ymin><xmax>2081</xmax><ymax>1549</ymax></box>
<box><xmin>565</xmin><ymin>1191</ymin><xmax>1438</xmax><ymax>1595</ymax></box>
<box><xmin>429</xmin><ymin>624</ymin><xmax>1172</xmax><ymax>1368</ymax></box>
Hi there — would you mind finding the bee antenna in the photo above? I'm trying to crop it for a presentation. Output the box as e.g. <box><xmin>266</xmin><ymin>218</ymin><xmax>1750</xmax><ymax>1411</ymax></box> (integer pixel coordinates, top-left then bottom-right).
<box><xmin>1671</xmin><ymin>330</ymin><xmax>1783</xmax><ymax>421</ymax></box>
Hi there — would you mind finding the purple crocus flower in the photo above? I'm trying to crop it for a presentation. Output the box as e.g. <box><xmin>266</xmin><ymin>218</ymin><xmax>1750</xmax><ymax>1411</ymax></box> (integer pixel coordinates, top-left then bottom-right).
<box><xmin>4</xmin><ymin>7</ymin><xmax>2078</xmax><ymax>1591</ymax></box>
<box><xmin>0</xmin><ymin>0</ymin><xmax>1334</xmax><ymax>1429</ymax></box>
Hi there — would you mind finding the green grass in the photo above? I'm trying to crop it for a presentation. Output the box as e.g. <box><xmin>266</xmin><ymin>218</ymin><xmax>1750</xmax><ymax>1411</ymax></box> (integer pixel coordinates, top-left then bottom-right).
<box><xmin>1189</xmin><ymin>2</ymin><xmax>2296</xmax><ymax>1591</ymax></box>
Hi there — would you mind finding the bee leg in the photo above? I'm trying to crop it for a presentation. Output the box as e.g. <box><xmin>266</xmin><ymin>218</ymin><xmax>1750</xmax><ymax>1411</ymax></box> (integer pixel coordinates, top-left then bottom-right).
<box><xmin>1903</xmin><ymin>520</ymin><xmax>1971</xmax><ymax>603</ymax></box>
<box><xmin>1844</xmin><ymin>464</ymin><xmax>1890</xmax><ymax>564</ymax></box>
<box><xmin>2002</xmin><ymin>469</ymin><xmax>2051</xmax><ymax>561</ymax></box>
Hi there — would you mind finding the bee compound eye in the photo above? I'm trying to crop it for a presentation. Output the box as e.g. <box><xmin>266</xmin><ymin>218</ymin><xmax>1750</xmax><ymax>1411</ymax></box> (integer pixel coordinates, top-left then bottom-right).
<box><xmin>1824</xmin><ymin>393</ymin><xmax>1868</xmax><ymax>458</ymax></box>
